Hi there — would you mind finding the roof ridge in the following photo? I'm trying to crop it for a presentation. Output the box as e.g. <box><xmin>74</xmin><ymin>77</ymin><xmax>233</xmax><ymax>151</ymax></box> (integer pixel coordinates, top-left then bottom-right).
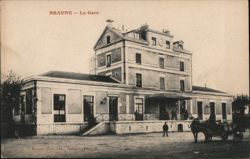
<box><xmin>192</xmin><ymin>85</ymin><xmax>226</xmax><ymax>93</ymax></box>
<box><xmin>40</xmin><ymin>71</ymin><xmax>119</xmax><ymax>84</ymax></box>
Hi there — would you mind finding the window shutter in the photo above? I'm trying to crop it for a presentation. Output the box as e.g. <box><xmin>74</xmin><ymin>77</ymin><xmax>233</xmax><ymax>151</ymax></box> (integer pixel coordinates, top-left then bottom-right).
<box><xmin>41</xmin><ymin>88</ymin><xmax>52</xmax><ymax>114</ymax></box>
<box><xmin>216</xmin><ymin>101</ymin><xmax>222</xmax><ymax>114</ymax></box>
<box><xmin>68</xmin><ymin>89</ymin><xmax>82</xmax><ymax>114</ymax></box>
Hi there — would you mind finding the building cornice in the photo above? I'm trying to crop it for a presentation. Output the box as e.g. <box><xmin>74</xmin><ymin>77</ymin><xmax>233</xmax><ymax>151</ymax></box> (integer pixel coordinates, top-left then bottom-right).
<box><xmin>128</xmin><ymin>63</ymin><xmax>191</xmax><ymax>76</ymax></box>
<box><xmin>192</xmin><ymin>90</ymin><xmax>233</xmax><ymax>98</ymax></box>
<box><xmin>126</xmin><ymin>42</ymin><xmax>192</xmax><ymax>59</ymax></box>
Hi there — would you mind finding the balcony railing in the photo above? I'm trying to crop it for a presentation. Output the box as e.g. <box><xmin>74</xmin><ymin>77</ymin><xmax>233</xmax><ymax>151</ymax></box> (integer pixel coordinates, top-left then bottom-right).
<box><xmin>54</xmin><ymin>114</ymin><xmax>66</xmax><ymax>122</ymax></box>
<box><xmin>94</xmin><ymin>113</ymin><xmax>193</xmax><ymax>122</ymax></box>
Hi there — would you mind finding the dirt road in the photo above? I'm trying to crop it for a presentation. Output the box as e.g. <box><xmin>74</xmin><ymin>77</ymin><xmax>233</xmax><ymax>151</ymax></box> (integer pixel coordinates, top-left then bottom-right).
<box><xmin>1</xmin><ymin>132</ymin><xmax>249</xmax><ymax>158</ymax></box>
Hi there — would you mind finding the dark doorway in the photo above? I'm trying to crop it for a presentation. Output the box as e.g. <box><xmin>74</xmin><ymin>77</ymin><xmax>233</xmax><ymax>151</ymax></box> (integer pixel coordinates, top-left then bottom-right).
<box><xmin>180</xmin><ymin>101</ymin><xmax>186</xmax><ymax>120</ymax></box>
<box><xmin>222</xmin><ymin>103</ymin><xmax>227</xmax><ymax>120</ymax></box>
<box><xmin>109</xmin><ymin>96</ymin><xmax>118</xmax><ymax>121</ymax></box>
<box><xmin>197</xmin><ymin>101</ymin><xmax>203</xmax><ymax>120</ymax></box>
<box><xmin>135</xmin><ymin>98</ymin><xmax>143</xmax><ymax>120</ymax></box>
<box><xmin>159</xmin><ymin>103</ymin><xmax>166</xmax><ymax>120</ymax></box>
<box><xmin>178</xmin><ymin>124</ymin><xmax>183</xmax><ymax>132</ymax></box>
<box><xmin>83</xmin><ymin>96</ymin><xmax>94</xmax><ymax>122</ymax></box>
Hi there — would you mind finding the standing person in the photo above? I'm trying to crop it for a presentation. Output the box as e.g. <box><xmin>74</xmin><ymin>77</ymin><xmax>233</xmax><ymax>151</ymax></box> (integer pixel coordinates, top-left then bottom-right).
<box><xmin>162</xmin><ymin>122</ymin><xmax>169</xmax><ymax>137</ymax></box>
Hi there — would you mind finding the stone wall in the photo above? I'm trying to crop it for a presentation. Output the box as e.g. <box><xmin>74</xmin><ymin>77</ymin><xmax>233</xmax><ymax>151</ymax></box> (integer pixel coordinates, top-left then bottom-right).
<box><xmin>110</xmin><ymin>120</ymin><xmax>192</xmax><ymax>134</ymax></box>
<box><xmin>37</xmin><ymin>123</ymin><xmax>85</xmax><ymax>135</ymax></box>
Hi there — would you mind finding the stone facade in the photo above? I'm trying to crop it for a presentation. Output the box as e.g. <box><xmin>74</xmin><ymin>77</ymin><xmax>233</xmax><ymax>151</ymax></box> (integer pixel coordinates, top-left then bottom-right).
<box><xmin>13</xmin><ymin>24</ymin><xmax>233</xmax><ymax>135</ymax></box>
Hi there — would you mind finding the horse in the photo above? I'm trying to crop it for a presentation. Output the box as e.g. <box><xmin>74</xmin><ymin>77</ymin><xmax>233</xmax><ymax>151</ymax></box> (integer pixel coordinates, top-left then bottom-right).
<box><xmin>190</xmin><ymin>118</ymin><xmax>212</xmax><ymax>143</ymax></box>
<box><xmin>190</xmin><ymin>118</ymin><xmax>200</xmax><ymax>143</ymax></box>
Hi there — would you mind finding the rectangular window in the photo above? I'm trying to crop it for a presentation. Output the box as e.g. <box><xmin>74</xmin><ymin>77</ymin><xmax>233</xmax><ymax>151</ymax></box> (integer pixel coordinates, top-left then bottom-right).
<box><xmin>222</xmin><ymin>103</ymin><xmax>227</xmax><ymax>120</ymax></box>
<box><xmin>160</xmin><ymin>77</ymin><xmax>165</xmax><ymax>90</ymax></box>
<box><xmin>106</xmin><ymin>54</ymin><xmax>111</xmax><ymax>67</ymax></box>
<box><xmin>106</xmin><ymin>35</ymin><xmax>110</xmax><ymax>44</ymax></box>
<box><xmin>210</xmin><ymin>102</ymin><xmax>215</xmax><ymax>114</ymax></box>
<box><xmin>197</xmin><ymin>102</ymin><xmax>203</xmax><ymax>120</ymax></box>
<box><xmin>26</xmin><ymin>90</ymin><xmax>33</xmax><ymax>114</ymax></box>
<box><xmin>136</xmin><ymin>73</ymin><xmax>142</xmax><ymax>87</ymax></box>
<box><xmin>180</xmin><ymin>80</ymin><xmax>185</xmax><ymax>91</ymax></box>
<box><xmin>54</xmin><ymin>94</ymin><xmax>66</xmax><ymax>122</ymax></box>
<box><xmin>159</xmin><ymin>58</ymin><xmax>164</xmax><ymax>68</ymax></box>
<box><xmin>135</xmin><ymin>98</ymin><xmax>143</xmax><ymax>115</ymax></box>
<box><xmin>152</xmin><ymin>37</ymin><xmax>156</xmax><ymax>46</ymax></box>
<box><xmin>84</xmin><ymin>96</ymin><xmax>94</xmax><ymax>122</ymax></box>
<box><xmin>136</xmin><ymin>53</ymin><xmax>141</xmax><ymax>64</ymax></box>
<box><xmin>180</xmin><ymin>61</ymin><xmax>184</xmax><ymax>71</ymax></box>
<box><xmin>166</xmin><ymin>41</ymin><xmax>170</xmax><ymax>49</ymax></box>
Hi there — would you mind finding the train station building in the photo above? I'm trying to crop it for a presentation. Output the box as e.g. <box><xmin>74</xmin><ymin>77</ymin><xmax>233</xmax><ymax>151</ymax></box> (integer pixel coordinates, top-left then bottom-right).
<box><xmin>13</xmin><ymin>24</ymin><xmax>233</xmax><ymax>135</ymax></box>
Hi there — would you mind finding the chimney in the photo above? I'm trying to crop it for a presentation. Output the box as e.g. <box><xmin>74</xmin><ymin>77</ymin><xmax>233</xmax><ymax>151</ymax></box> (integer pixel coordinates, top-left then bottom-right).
<box><xmin>163</xmin><ymin>29</ymin><xmax>170</xmax><ymax>35</ymax></box>
<box><xmin>106</xmin><ymin>19</ymin><xmax>114</xmax><ymax>26</ymax></box>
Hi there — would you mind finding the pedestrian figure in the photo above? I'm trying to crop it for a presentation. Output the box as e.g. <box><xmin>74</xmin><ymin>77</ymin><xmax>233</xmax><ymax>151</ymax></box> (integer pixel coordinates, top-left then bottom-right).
<box><xmin>162</xmin><ymin>122</ymin><xmax>169</xmax><ymax>137</ymax></box>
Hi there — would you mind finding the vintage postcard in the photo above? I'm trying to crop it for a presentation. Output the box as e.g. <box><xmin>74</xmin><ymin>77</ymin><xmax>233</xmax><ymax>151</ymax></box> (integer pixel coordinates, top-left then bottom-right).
<box><xmin>1</xmin><ymin>0</ymin><xmax>249</xmax><ymax>158</ymax></box>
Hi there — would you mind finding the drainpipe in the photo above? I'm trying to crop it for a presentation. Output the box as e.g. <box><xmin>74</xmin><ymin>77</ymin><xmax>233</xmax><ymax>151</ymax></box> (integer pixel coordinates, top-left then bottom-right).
<box><xmin>123</xmin><ymin>40</ymin><xmax>126</xmax><ymax>84</ymax></box>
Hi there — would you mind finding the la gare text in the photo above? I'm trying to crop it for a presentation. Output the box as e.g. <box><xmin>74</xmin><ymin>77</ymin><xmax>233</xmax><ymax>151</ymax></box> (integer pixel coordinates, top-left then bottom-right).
<box><xmin>49</xmin><ymin>11</ymin><xmax>99</xmax><ymax>15</ymax></box>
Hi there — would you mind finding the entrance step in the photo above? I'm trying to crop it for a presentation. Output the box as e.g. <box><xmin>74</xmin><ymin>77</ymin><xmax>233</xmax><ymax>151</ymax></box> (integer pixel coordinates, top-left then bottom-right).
<box><xmin>82</xmin><ymin>121</ymin><xmax>110</xmax><ymax>136</ymax></box>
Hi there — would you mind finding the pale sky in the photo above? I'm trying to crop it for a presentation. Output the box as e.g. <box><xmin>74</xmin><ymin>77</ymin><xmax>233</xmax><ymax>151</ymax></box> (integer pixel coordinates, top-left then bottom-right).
<box><xmin>1</xmin><ymin>0</ymin><xmax>249</xmax><ymax>95</ymax></box>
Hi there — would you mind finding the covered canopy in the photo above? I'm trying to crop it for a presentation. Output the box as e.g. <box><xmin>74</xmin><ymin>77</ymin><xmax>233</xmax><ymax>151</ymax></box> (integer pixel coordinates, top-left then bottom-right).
<box><xmin>146</xmin><ymin>93</ymin><xmax>192</xmax><ymax>101</ymax></box>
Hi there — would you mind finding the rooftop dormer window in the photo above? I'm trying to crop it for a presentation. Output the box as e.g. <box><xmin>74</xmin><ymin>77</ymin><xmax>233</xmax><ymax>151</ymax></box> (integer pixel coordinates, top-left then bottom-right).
<box><xmin>179</xmin><ymin>44</ymin><xmax>183</xmax><ymax>50</ymax></box>
<box><xmin>152</xmin><ymin>37</ymin><xmax>156</xmax><ymax>46</ymax></box>
<box><xmin>173</xmin><ymin>41</ymin><xmax>184</xmax><ymax>50</ymax></box>
<box><xmin>166</xmin><ymin>41</ymin><xmax>170</xmax><ymax>49</ymax></box>
<box><xmin>106</xmin><ymin>35</ymin><xmax>110</xmax><ymax>44</ymax></box>
<box><xmin>134</xmin><ymin>33</ymin><xmax>139</xmax><ymax>39</ymax></box>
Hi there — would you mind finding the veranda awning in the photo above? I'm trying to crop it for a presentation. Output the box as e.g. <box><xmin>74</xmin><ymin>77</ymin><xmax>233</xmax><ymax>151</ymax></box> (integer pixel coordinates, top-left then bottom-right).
<box><xmin>146</xmin><ymin>93</ymin><xmax>192</xmax><ymax>101</ymax></box>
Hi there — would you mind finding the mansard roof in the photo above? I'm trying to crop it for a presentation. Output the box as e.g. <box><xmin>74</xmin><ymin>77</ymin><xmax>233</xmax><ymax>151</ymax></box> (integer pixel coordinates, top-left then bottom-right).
<box><xmin>41</xmin><ymin>71</ymin><xmax>119</xmax><ymax>83</ymax></box>
<box><xmin>94</xmin><ymin>24</ymin><xmax>191</xmax><ymax>52</ymax></box>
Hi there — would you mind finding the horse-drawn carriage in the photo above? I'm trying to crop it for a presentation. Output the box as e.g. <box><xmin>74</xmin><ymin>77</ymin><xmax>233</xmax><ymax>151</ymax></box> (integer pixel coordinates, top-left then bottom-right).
<box><xmin>190</xmin><ymin>118</ymin><xmax>243</xmax><ymax>143</ymax></box>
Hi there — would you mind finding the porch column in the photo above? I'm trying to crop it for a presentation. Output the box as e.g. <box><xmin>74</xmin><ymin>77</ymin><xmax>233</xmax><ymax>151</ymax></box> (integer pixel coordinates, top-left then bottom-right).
<box><xmin>190</xmin><ymin>99</ymin><xmax>193</xmax><ymax>114</ymax></box>
<box><xmin>126</xmin><ymin>95</ymin><xmax>129</xmax><ymax>114</ymax></box>
<box><xmin>177</xmin><ymin>101</ymin><xmax>180</xmax><ymax>120</ymax></box>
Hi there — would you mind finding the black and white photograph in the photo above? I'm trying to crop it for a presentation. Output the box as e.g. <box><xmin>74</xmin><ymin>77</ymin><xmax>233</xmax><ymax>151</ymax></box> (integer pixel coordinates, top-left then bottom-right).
<box><xmin>1</xmin><ymin>0</ymin><xmax>249</xmax><ymax>158</ymax></box>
